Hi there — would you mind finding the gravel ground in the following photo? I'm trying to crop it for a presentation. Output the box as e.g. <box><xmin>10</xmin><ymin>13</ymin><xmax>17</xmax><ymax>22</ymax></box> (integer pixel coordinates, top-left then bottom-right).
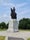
<box><xmin>0</xmin><ymin>31</ymin><xmax>30</xmax><ymax>40</ymax></box>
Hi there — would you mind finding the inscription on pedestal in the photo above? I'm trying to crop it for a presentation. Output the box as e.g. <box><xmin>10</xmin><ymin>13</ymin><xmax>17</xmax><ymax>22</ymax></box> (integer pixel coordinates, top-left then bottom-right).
<box><xmin>8</xmin><ymin>37</ymin><xmax>24</xmax><ymax>40</ymax></box>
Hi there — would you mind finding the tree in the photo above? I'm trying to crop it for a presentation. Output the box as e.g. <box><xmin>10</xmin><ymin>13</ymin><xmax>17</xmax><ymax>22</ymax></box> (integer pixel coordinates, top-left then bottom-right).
<box><xmin>0</xmin><ymin>22</ymin><xmax>7</xmax><ymax>29</ymax></box>
<box><xmin>18</xmin><ymin>18</ymin><xmax>30</xmax><ymax>30</ymax></box>
<box><xmin>0</xmin><ymin>22</ymin><xmax>9</xmax><ymax>29</ymax></box>
<box><xmin>6</xmin><ymin>22</ymin><xmax>9</xmax><ymax>29</ymax></box>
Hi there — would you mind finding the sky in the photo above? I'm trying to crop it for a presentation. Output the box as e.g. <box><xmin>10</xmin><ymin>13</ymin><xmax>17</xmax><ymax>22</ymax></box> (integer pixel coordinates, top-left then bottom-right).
<box><xmin>0</xmin><ymin>0</ymin><xmax>30</xmax><ymax>23</ymax></box>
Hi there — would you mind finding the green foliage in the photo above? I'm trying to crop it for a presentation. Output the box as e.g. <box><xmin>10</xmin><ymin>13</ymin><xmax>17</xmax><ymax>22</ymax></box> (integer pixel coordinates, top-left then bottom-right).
<box><xmin>18</xmin><ymin>18</ymin><xmax>30</xmax><ymax>29</ymax></box>
<box><xmin>6</xmin><ymin>22</ymin><xmax>9</xmax><ymax>29</ymax></box>
<box><xmin>0</xmin><ymin>22</ymin><xmax>9</xmax><ymax>29</ymax></box>
<box><xmin>0</xmin><ymin>18</ymin><xmax>30</xmax><ymax>30</ymax></box>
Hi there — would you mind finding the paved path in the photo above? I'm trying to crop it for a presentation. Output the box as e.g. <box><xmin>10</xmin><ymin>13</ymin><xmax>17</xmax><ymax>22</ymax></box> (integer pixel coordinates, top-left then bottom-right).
<box><xmin>0</xmin><ymin>31</ymin><xmax>30</xmax><ymax>40</ymax></box>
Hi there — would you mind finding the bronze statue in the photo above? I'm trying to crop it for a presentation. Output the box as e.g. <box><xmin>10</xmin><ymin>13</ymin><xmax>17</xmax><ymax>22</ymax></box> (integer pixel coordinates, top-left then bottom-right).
<box><xmin>11</xmin><ymin>7</ymin><xmax>17</xmax><ymax>19</ymax></box>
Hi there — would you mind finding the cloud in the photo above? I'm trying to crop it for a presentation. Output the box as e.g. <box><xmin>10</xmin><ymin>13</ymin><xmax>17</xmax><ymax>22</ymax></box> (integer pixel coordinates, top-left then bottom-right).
<box><xmin>0</xmin><ymin>0</ymin><xmax>30</xmax><ymax>22</ymax></box>
<box><xmin>3</xmin><ymin>14</ymin><xmax>8</xmax><ymax>17</ymax></box>
<box><xmin>17</xmin><ymin>9</ymin><xmax>30</xmax><ymax>20</ymax></box>
<box><xmin>2</xmin><ymin>3</ymin><xmax>27</xmax><ymax>8</ymax></box>
<box><xmin>0</xmin><ymin>17</ymin><xmax>1</xmax><ymax>18</ymax></box>
<box><xmin>0</xmin><ymin>0</ymin><xmax>3</xmax><ymax>3</ymax></box>
<box><xmin>0</xmin><ymin>0</ymin><xmax>27</xmax><ymax>8</ymax></box>
<box><xmin>20</xmin><ymin>10</ymin><xmax>30</xmax><ymax>14</ymax></box>
<box><xmin>0</xmin><ymin>14</ymin><xmax>8</xmax><ymax>19</ymax></box>
<box><xmin>16</xmin><ymin>3</ymin><xmax>27</xmax><ymax>8</ymax></box>
<box><xmin>0</xmin><ymin>0</ymin><xmax>15</xmax><ymax>8</ymax></box>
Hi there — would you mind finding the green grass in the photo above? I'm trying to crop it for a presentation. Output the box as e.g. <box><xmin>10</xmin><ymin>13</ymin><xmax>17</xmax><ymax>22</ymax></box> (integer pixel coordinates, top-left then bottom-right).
<box><xmin>27</xmin><ymin>38</ymin><xmax>30</xmax><ymax>40</ymax></box>
<box><xmin>0</xmin><ymin>28</ymin><xmax>30</xmax><ymax>32</ymax></box>
<box><xmin>0</xmin><ymin>29</ymin><xmax>7</xmax><ymax>31</ymax></box>
<box><xmin>19</xmin><ymin>29</ymin><xmax>30</xmax><ymax>32</ymax></box>
<box><xmin>0</xmin><ymin>36</ymin><xmax>5</xmax><ymax>40</ymax></box>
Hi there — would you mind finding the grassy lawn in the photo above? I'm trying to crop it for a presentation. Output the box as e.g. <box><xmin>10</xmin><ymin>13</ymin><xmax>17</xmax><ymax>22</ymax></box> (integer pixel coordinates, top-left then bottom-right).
<box><xmin>0</xmin><ymin>36</ymin><xmax>5</xmax><ymax>40</ymax></box>
<box><xmin>0</xmin><ymin>28</ymin><xmax>30</xmax><ymax>32</ymax></box>
<box><xmin>0</xmin><ymin>29</ymin><xmax>7</xmax><ymax>31</ymax></box>
<box><xmin>19</xmin><ymin>29</ymin><xmax>30</xmax><ymax>32</ymax></box>
<box><xmin>27</xmin><ymin>38</ymin><xmax>30</xmax><ymax>40</ymax></box>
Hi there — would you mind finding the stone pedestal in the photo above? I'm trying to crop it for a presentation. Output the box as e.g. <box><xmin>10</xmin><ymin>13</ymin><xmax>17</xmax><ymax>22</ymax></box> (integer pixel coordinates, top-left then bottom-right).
<box><xmin>8</xmin><ymin>19</ymin><xmax>18</xmax><ymax>32</ymax></box>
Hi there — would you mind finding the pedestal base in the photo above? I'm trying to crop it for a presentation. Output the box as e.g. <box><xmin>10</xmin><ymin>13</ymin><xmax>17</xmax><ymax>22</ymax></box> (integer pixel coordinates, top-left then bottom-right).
<box><xmin>7</xmin><ymin>19</ymin><xmax>18</xmax><ymax>32</ymax></box>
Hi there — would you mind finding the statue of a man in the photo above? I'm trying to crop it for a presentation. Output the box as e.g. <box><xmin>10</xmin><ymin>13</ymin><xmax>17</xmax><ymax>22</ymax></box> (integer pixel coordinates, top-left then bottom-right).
<box><xmin>11</xmin><ymin>7</ymin><xmax>17</xmax><ymax>19</ymax></box>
